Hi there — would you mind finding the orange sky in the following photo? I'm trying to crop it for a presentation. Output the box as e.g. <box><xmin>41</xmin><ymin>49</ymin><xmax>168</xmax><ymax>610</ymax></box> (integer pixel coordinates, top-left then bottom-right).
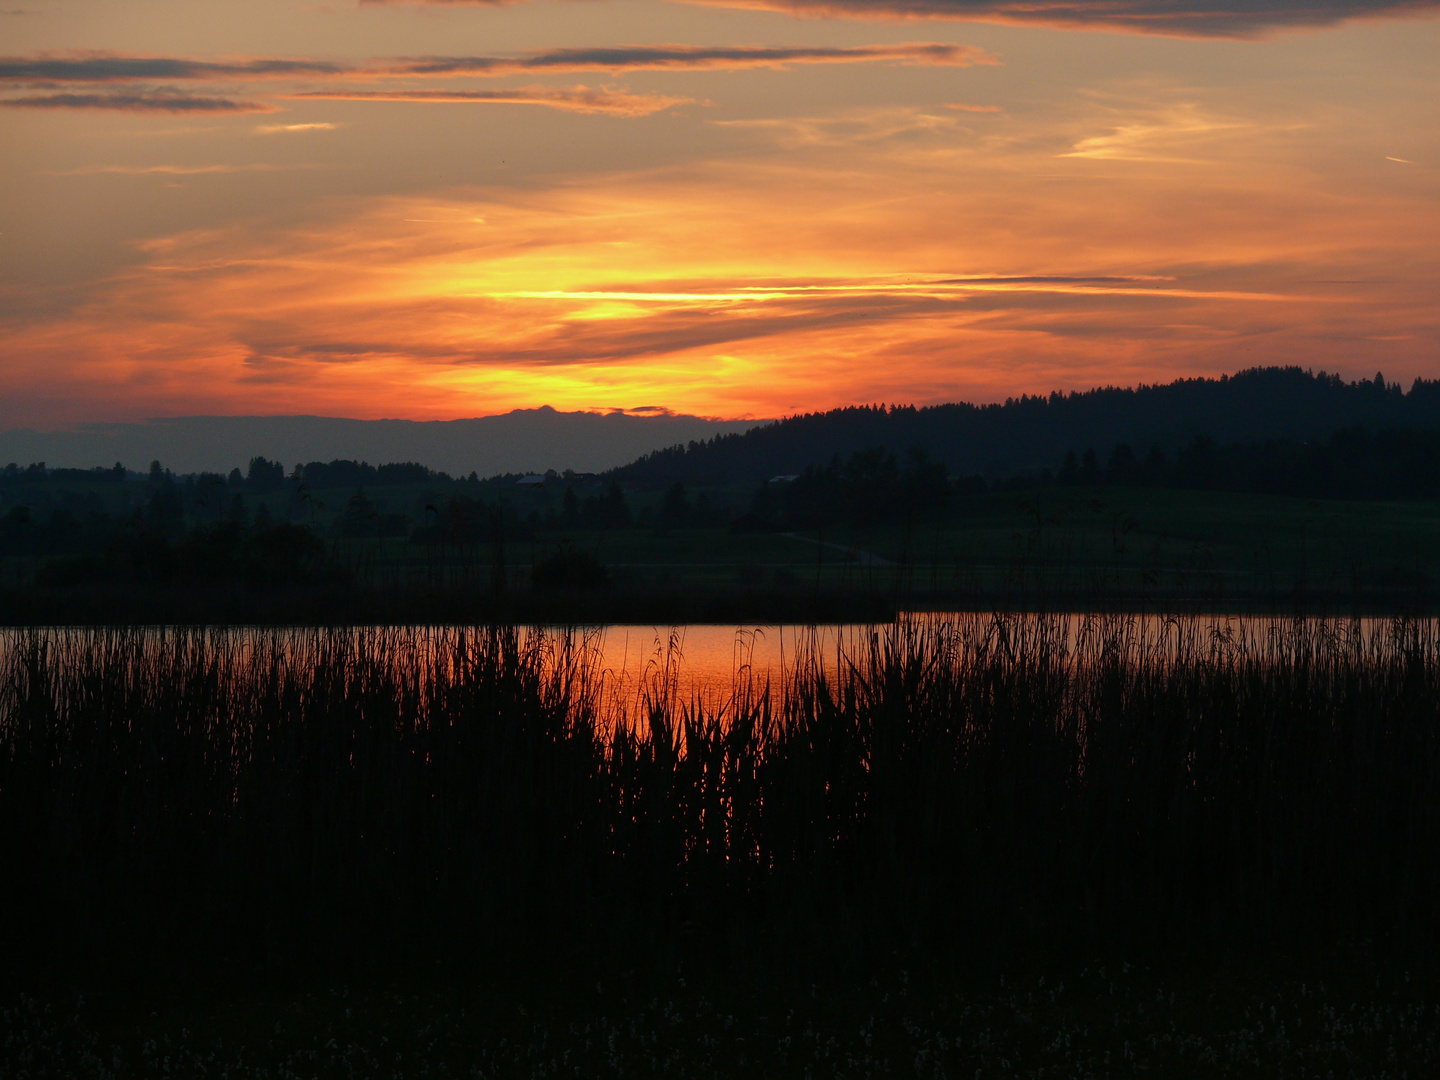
<box><xmin>2</xmin><ymin>0</ymin><xmax>1437</xmax><ymax>426</ymax></box>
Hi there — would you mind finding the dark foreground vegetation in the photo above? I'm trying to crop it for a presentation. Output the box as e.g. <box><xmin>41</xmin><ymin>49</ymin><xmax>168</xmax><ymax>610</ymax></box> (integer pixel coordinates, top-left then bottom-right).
<box><xmin>5</xmin><ymin>616</ymin><xmax>1440</xmax><ymax>997</ymax></box>
<box><xmin>10</xmin><ymin>962</ymin><xmax>1440</xmax><ymax>1077</ymax></box>
<box><xmin>7</xmin><ymin>614</ymin><xmax>1440</xmax><ymax>1073</ymax></box>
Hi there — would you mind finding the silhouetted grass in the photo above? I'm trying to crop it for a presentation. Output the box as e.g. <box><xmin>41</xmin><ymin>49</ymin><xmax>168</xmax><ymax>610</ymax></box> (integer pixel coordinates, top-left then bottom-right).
<box><xmin>3</xmin><ymin>615</ymin><xmax>1439</xmax><ymax>993</ymax></box>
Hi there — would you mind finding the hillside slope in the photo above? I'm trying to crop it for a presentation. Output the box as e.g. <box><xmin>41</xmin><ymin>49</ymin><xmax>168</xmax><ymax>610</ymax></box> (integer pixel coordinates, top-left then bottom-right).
<box><xmin>613</xmin><ymin>368</ymin><xmax>1440</xmax><ymax>485</ymax></box>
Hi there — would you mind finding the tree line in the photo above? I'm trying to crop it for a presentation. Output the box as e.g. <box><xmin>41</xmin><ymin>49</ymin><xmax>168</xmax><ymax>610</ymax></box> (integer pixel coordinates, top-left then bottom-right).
<box><xmin>1052</xmin><ymin>426</ymin><xmax>1440</xmax><ymax>500</ymax></box>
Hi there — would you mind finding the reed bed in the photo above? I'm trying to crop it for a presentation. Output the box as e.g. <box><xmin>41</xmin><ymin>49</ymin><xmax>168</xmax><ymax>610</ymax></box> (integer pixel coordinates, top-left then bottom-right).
<box><xmin>2</xmin><ymin>614</ymin><xmax>1439</xmax><ymax>987</ymax></box>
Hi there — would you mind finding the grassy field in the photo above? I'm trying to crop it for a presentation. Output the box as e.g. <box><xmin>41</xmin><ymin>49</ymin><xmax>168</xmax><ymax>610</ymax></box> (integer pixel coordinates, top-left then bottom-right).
<box><xmin>377</xmin><ymin>485</ymin><xmax>1440</xmax><ymax>611</ymax></box>
<box><xmin>6</xmin><ymin>479</ymin><xmax>1440</xmax><ymax>619</ymax></box>
<box><xmin>264</xmin><ymin>485</ymin><xmax>1440</xmax><ymax>601</ymax></box>
<box><xmin>796</xmin><ymin>485</ymin><xmax>1440</xmax><ymax>605</ymax></box>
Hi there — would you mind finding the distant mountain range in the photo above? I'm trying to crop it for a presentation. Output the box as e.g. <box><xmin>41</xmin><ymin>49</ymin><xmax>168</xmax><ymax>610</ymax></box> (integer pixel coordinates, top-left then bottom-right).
<box><xmin>614</xmin><ymin>368</ymin><xmax>1440</xmax><ymax>485</ymax></box>
<box><xmin>0</xmin><ymin>408</ymin><xmax>762</xmax><ymax>477</ymax></box>
<box><xmin>5</xmin><ymin>368</ymin><xmax>1438</xmax><ymax>484</ymax></box>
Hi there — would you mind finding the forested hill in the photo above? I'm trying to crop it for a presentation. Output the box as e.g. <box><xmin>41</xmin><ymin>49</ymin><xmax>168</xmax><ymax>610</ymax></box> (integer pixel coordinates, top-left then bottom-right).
<box><xmin>613</xmin><ymin>368</ymin><xmax>1440</xmax><ymax>485</ymax></box>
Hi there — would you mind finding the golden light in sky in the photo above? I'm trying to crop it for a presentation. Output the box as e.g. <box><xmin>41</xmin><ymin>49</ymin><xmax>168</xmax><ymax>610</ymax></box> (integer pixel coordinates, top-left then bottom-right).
<box><xmin>1</xmin><ymin>0</ymin><xmax>1437</xmax><ymax>426</ymax></box>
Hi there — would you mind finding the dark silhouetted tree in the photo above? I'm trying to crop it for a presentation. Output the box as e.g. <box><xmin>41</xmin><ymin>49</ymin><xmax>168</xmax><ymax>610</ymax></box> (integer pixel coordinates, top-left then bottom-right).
<box><xmin>660</xmin><ymin>482</ymin><xmax>691</xmax><ymax>528</ymax></box>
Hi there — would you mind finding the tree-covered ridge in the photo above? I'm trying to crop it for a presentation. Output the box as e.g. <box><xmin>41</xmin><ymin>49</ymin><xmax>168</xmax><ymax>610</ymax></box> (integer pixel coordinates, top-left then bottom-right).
<box><xmin>614</xmin><ymin>368</ymin><xmax>1440</xmax><ymax>485</ymax></box>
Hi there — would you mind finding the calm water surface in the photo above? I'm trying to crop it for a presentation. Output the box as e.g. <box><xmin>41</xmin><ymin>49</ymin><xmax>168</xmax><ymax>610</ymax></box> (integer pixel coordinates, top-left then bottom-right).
<box><xmin>531</xmin><ymin>613</ymin><xmax>1399</xmax><ymax>710</ymax></box>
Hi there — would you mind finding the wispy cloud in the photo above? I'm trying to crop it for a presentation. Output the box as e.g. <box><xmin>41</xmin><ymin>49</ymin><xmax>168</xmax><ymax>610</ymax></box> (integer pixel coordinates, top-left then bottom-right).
<box><xmin>368</xmin><ymin>0</ymin><xmax>1440</xmax><ymax>38</ymax></box>
<box><xmin>50</xmin><ymin>163</ymin><xmax>304</xmax><ymax>176</ymax></box>
<box><xmin>1061</xmin><ymin>101</ymin><xmax>1251</xmax><ymax>162</ymax></box>
<box><xmin>286</xmin><ymin>86</ymin><xmax>693</xmax><ymax>116</ymax></box>
<box><xmin>497</xmin><ymin>274</ymin><xmax>1288</xmax><ymax>307</ymax></box>
<box><xmin>712</xmin><ymin>107</ymin><xmax>967</xmax><ymax>147</ymax></box>
<box><xmin>0</xmin><ymin>43</ymin><xmax>995</xmax><ymax>85</ymax></box>
<box><xmin>0</xmin><ymin>45</ymin><xmax>993</xmax><ymax>122</ymax></box>
<box><xmin>720</xmin><ymin>0</ymin><xmax>1440</xmax><ymax>37</ymax></box>
<box><xmin>0</xmin><ymin>90</ymin><xmax>277</xmax><ymax>112</ymax></box>
<box><xmin>375</xmin><ymin>42</ymin><xmax>997</xmax><ymax>75</ymax></box>
<box><xmin>254</xmin><ymin>121</ymin><xmax>338</xmax><ymax>134</ymax></box>
<box><xmin>0</xmin><ymin>55</ymin><xmax>344</xmax><ymax>82</ymax></box>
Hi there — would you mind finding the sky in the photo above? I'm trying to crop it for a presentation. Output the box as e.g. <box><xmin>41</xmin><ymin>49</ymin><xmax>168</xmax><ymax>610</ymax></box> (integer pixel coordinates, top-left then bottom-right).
<box><xmin>2</xmin><ymin>0</ymin><xmax>1437</xmax><ymax>429</ymax></box>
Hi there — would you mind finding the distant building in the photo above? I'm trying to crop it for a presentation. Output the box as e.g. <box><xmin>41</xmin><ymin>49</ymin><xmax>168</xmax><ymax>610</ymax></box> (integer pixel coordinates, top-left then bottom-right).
<box><xmin>516</xmin><ymin>474</ymin><xmax>547</xmax><ymax>486</ymax></box>
<box><xmin>769</xmin><ymin>474</ymin><xmax>799</xmax><ymax>484</ymax></box>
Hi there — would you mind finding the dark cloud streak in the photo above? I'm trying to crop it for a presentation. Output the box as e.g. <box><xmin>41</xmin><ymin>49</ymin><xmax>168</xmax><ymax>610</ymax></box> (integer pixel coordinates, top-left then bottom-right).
<box><xmin>0</xmin><ymin>90</ymin><xmax>277</xmax><ymax>112</ymax></box>
<box><xmin>387</xmin><ymin>42</ymin><xmax>995</xmax><ymax>74</ymax></box>
<box><xmin>0</xmin><ymin>55</ymin><xmax>344</xmax><ymax>82</ymax></box>
<box><xmin>0</xmin><ymin>43</ymin><xmax>994</xmax><ymax>87</ymax></box>
<box><xmin>704</xmin><ymin>0</ymin><xmax>1440</xmax><ymax>37</ymax></box>
<box><xmin>0</xmin><ymin>44</ymin><xmax>993</xmax><ymax>122</ymax></box>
